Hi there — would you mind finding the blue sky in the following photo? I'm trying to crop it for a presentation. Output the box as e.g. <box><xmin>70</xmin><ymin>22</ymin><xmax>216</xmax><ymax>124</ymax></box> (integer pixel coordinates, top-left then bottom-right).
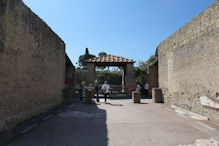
<box><xmin>23</xmin><ymin>0</ymin><xmax>216</xmax><ymax>66</ymax></box>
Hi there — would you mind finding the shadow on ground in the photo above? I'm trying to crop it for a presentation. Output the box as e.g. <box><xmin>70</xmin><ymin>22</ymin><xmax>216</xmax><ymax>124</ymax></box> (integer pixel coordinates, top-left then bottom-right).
<box><xmin>10</xmin><ymin>101</ymin><xmax>108</xmax><ymax>146</ymax></box>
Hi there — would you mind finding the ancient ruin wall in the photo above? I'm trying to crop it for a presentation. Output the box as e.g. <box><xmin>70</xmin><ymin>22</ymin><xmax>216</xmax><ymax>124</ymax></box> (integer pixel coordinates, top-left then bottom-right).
<box><xmin>158</xmin><ymin>0</ymin><xmax>219</xmax><ymax>122</ymax></box>
<box><xmin>0</xmin><ymin>0</ymin><xmax>66</xmax><ymax>131</ymax></box>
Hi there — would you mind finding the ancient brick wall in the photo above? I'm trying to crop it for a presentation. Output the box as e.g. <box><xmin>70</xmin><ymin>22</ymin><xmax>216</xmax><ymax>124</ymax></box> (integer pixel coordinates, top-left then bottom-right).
<box><xmin>0</xmin><ymin>0</ymin><xmax>66</xmax><ymax>131</ymax></box>
<box><xmin>158</xmin><ymin>0</ymin><xmax>219</xmax><ymax>122</ymax></box>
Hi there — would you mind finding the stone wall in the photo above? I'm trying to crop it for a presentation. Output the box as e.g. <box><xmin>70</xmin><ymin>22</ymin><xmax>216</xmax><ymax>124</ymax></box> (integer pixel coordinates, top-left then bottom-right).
<box><xmin>148</xmin><ymin>60</ymin><xmax>158</xmax><ymax>97</ymax></box>
<box><xmin>65</xmin><ymin>54</ymin><xmax>75</xmax><ymax>102</ymax></box>
<box><xmin>0</xmin><ymin>0</ymin><xmax>66</xmax><ymax>131</ymax></box>
<box><xmin>158</xmin><ymin>0</ymin><xmax>219</xmax><ymax>123</ymax></box>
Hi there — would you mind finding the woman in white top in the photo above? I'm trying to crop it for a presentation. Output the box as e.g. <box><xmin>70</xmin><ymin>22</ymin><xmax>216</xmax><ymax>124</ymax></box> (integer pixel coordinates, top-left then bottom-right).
<box><xmin>101</xmin><ymin>81</ymin><xmax>110</xmax><ymax>103</ymax></box>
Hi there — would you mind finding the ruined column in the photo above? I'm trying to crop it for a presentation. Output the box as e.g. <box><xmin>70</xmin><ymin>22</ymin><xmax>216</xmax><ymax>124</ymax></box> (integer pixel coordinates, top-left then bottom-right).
<box><xmin>125</xmin><ymin>63</ymin><xmax>136</xmax><ymax>97</ymax></box>
<box><xmin>87</xmin><ymin>63</ymin><xmax>95</xmax><ymax>85</ymax></box>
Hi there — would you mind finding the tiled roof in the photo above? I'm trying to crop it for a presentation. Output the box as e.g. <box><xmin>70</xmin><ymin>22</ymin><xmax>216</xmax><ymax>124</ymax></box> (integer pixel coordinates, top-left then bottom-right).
<box><xmin>86</xmin><ymin>54</ymin><xmax>135</xmax><ymax>63</ymax></box>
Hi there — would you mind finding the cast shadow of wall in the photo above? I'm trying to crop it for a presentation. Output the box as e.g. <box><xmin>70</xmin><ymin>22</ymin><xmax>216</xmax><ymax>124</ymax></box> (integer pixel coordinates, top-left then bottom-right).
<box><xmin>10</xmin><ymin>102</ymin><xmax>108</xmax><ymax>146</ymax></box>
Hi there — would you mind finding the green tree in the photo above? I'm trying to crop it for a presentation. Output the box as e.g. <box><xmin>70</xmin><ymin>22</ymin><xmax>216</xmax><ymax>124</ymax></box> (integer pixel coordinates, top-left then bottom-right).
<box><xmin>97</xmin><ymin>51</ymin><xmax>107</xmax><ymax>70</ymax></box>
<box><xmin>134</xmin><ymin>54</ymin><xmax>158</xmax><ymax>86</ymax></box>
<box><xmin>147</xmin><ymin>55</ymin><xmax>157</xmax><ymax>66</ymax></box>
<box><xmin>98</xmin><ymin>51</ymin><xmax>107</xmax><ymax>57</ymax></box>
<box><xmin>138</xmin><ymin>61</ymin><xmax>148</xmax><ymax>71</ymax></box>
<box><xmin>85</xmin><ymin>48</ymin><xmax>89</xmax><ymax>54</ymax></box>
<box><xmin>134</xmin><ymin>61</ymin><xmax>147</xmax><ymax>85</ymax></box>
<box><xmin>78</xmin><ymin>48</ymin><xmax>96</xmax><ymax>69</ymax></box>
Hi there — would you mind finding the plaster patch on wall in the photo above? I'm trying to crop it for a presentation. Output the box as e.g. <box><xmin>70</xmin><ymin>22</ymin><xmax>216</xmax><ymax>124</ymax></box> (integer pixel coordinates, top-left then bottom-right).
<box><xmin>200</xmin><ymin>96</ymin><xmax>219</xmax><ymax>109</ymax></box>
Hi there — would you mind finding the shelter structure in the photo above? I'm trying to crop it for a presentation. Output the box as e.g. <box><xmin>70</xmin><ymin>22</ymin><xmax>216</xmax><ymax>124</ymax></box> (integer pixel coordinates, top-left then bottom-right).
<box><xmin>86</xmin><ymin>55</ymin><xmax>136</xmax><ymax>97</ymax></box>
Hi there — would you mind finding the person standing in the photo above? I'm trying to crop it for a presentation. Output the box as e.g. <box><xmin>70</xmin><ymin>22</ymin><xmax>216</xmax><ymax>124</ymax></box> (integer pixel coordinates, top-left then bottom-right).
<box><xmin>101</xmin><ymin>81</ymin><xmax>110</xmax><ymax>103</ymax></box>
<box><xmin>144</xmin><ymin>82</ymin><xmax>149</xmax><ymax>96</ymax></box>
<box><xmin>136</xmin><ymin>83</ymin><xmax>141</xmax><ymax>92</ymax></box>
<box><xmin>95</xmin><ymin>80</ymin><xmax>99</xmax><ymax>102</ymax></box>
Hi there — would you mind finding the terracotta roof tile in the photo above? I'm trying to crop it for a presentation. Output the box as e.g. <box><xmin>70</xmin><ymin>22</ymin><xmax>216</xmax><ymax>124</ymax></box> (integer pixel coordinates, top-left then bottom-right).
<box><xmin>86</xmin><ymin>54</ymin><xmax>135</xmax><ymax>63</ymax></box>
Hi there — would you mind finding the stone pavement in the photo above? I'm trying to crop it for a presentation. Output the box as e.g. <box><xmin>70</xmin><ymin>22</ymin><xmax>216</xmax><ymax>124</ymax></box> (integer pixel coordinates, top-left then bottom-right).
<box><xmin>10</xmin><ymin>99</ymin><xmax>219</xmax><ymax>146</ymax></box>
<box><xmin>178</xmin><ymin>138</ymin><xmax>219</xmax><ymax>146</ymax></box>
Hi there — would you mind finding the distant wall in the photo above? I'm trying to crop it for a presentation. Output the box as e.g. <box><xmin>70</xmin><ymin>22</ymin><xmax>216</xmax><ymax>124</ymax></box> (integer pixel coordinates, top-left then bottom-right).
<box><xmin>0</xmin><ymin>0</ymin><xmax>66</xmax><ymax>131</ymax></box>
<box><xmin>158</xmin><ymin>1</ymin><xmax>219</xmax><ymax>122</ymax></box>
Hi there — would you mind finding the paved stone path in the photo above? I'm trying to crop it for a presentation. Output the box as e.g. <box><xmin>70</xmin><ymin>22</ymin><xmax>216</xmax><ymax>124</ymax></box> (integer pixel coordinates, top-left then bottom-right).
<box><xmin>178</xmin><ymin>138</ymin><xmax>219</xmax><ymax>146</ymax></box>
<box><xmin>10</xmin><ymin>99</ymin><xmax>219</xmax><ymax>146</ymax></box>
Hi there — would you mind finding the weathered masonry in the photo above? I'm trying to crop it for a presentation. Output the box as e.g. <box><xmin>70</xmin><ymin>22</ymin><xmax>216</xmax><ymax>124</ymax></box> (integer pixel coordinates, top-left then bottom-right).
<box><xmin>147</xmin><ymin>58</ymin><xmax>158</xmax><ymax>97</ymax></box>
<box><xmin>0</xmin><ymin>0</ymin><xmax>73</xmax><ymax>132</ymax></box>
<box><xmin>157</xmin><ymin>0</ymin><xmax>219</xmax><ymax>122</ymax></box>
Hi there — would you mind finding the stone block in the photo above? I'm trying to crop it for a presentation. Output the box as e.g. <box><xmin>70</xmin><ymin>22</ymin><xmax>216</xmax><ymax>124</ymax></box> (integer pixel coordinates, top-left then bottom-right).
<box><xmin>132</xmin><ymin>91</ymin><xmax>141</xmax><ymax>103</ymax></box>
<box><xmin>84</xmin><ymin>89</ymin><xmax>94</xmax><ymax>104</ymax></box>
<box><xmin>152</xmin><ymin>88</ymin><xmax>164</xmax><ymax>103</ymax></box>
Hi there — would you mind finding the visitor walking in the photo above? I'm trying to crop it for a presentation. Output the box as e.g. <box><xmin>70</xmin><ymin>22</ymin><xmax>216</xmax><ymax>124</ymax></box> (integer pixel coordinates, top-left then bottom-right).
<box><xmin>101</xmin><ymin>81</ymin><xmax>110</xmax><ymax>103</ymax></box>
<box><xmin>95</xmin><ymin>80</ymin><xmax>99</xmax><ymax>102</ymax></box>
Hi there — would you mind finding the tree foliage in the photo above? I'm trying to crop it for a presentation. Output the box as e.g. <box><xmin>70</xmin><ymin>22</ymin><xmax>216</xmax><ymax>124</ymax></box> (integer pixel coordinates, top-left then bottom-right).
<box><xmin>97</xmin><ymin>51</ymin><xmax>107</xmax><ymax>70</ymax></box>
<box><xmin>137</xmin><ymin>61</ymin><xmax>148</xmax><ymax>71</ymax></box>
<box><xmin>135</xmin><ymin>61</ymin><xmax>147</xmax><ymax>85</ymax></box>
<box><xmin>78</xmin><ymin>48</ymin><xmax>96</xmax><ymax>69</ymax></box>
<box><xmin>147</xmin><ymin>55</ymin><xmax>157</xmax><ymax>66</ymax></box>
<box><xmin>85</xmin><ymin>48</ymin><xmax>89</xmax><ymax>54</ymax></box>
<box><xmin>98</xmin><ymin>52</ymin><xmax>107</xmax><ymax>57</ymax></box>
<box><xmin>134</xmin><ymin>54</ymin><xmax>158</xmax><ymax>86</ymax></box>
